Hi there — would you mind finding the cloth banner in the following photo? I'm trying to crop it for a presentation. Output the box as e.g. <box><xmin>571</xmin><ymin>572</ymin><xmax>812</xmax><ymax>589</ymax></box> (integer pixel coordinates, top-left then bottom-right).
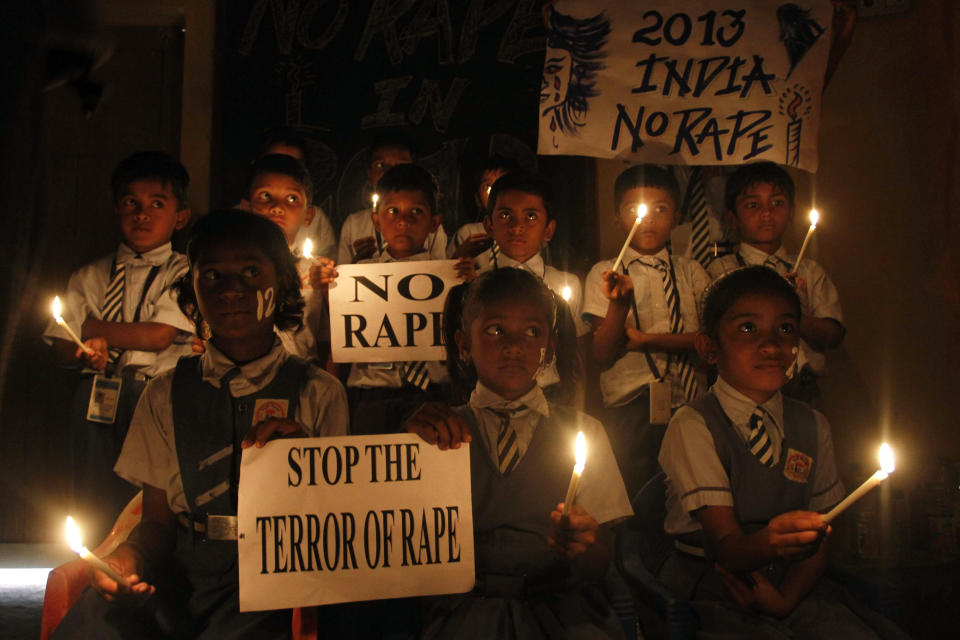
<box><xmin>538</xmin><ymin>0</ymin><xmax>832</xmax><ymax>171</ymax></box>
<box><xmin>329</xmin><ymin>260</ymin><xmax>460</xmax><ymax>363</ymax></box>
<box><xmin>238</xmin><ymin>434</ymin><xmax>474</xmax><ymax>611</ymax></box>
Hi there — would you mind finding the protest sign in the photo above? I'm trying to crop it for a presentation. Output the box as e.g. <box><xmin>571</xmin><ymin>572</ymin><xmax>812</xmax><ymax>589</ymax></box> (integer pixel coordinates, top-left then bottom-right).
<box><xmin>238</xmin><ymin>434</ymin><xmax>474</xmax><ymax>611</ymax></box>
<box><xmin>329</xmin><ymin>260</ymin><xmax>460</xmax><ymax>363</ymax></box>
<box><xmin>538</xmin><ymin>0</ymin><xmax>832</xmax><ymax>171</ymax></box>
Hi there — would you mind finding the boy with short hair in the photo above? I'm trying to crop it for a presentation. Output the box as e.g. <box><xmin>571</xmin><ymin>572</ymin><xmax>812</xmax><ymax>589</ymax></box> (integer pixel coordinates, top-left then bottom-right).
<box><xmin>582</xmin><ymin>164</ymin><xmax>710</xmax><ymax>495</ymax></box>
<box><xmin>336</xmin><ymin>130</ymin><xmax>448</xmax><ymax>264</ymax></box>
<box><xmin>43</xmin><ymin>150</ymin><xmax>195</xmax><ymax>538</ymax></box>
<box><xmin>448</xmin><ymin>154</ymin><xmax>520</xmax><ymax>265</ymax></box>
<box><xmin>708</xmin><ymin>161</ymin><xmax>844</xmax><ymax>403</ymax></box>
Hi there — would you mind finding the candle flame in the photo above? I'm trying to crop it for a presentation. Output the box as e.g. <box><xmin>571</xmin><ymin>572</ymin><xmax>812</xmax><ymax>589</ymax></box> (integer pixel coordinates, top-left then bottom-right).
<box><xmin>878</xmin><ymin>443</ymin><xmax>895</xmax><ymax>475</ymax></box>
<box><xmin>636</xmin><ymin>203</ymin><xmax>648</xmax><ymax>222</ymax></box>
<box><xmin>65</xmin><ymin>516</ymin><xmax>85</xmax><ymax>553</ymax></box>
<box><xmin>809</xmin><ymin>209</ymin><xmax>819</xmax><ymax>228</ymax></box>
<box><xmin>371</xmin><ymin>193</ymin><xmax>379</xmax><ymax>210</ymax></box>
<box><xmin>52</xmin><ymin>296</ymin><xmax>63</xmax><ymax>322</ymax></box>
<box><xmin>302</xmin><ymin>238</ymin><xmax>313</xmax><ymax>260</ymax></box>
<box><xmin>561</xmin><ymin>285</ymin><xmax>572</xmax><ymax>302</ymax></box>
<box><xmin>574</xmin><ymin>431</ymin><xmax>586</xmax><ymax>473</ymax></box>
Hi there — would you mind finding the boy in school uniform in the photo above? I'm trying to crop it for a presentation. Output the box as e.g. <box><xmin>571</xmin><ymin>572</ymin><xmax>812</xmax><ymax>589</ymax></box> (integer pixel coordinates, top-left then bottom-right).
<box><xmin>707</xmin><ymin>162</ymin><xmax>845</xmax><ymax>404</ymax></box>
<box><xmin>448</xmin><ymin>154</ymin><xmax>519</xmax><ymax>268</ymax></box>
<box><xmin>337</xmin><ymin>130</ymin><xmax>448</xmax><ymax>264</ymax></box>
<box><xmin>43</xmin><ymin>151</ymin><xmax>195</xmax><ymax>539</ymax></box>
<box><xmin>582</xmin><ymin>164</ymin><xmax>710</xmax><ymax>496</ymax></box>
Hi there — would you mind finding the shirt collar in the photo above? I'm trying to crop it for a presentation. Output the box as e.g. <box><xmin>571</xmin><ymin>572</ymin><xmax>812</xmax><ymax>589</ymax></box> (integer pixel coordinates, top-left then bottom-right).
<box><xmin>712</xmin><ymin>375</ymin><xmax>784</xmax><ymax>436</ymax></box>
<box><xmin>623</xmin><ymin>246</ymin><xmax>670</xmax><ymax>269</ymax></box>
<box><xmin>379</xmin><ymin>249</ymin><xmax>430</xmax><ymax>263</ymax></box>
<box><xmin>497</xmin><ymin>253</ymin><xmax>545</xmax><ymax>278</ymax></box>
<box><xmin>469</xmin><ymin>381</ymin><xmax>550</xmax><ymax>418</ymax></box>
<box><xmin>117</xmin><ymin>242</ymin><xmax>172</xmax><ymax>266</ymax></box>
<box><xmin>201</xmin><ymin>337</ymin><xmax>289</xmax><ymax>396</ymax></box>
<box><xmin>738</xmin><ymin>243</ymin><xmax>791</xmax><ymax>267</ymax></box>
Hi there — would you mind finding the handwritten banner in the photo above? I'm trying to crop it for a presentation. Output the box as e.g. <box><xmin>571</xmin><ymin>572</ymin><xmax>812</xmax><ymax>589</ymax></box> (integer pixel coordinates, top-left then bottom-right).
<box><xmin>538</xmin><ymin>0</ymin><xmax>832</xmax><ymax>171</ymax></box>
<box><xmin>238</xmin><ymin>434</ymin><xmax>474</xmax><ymax>611</ymax></box>
<box><xmin>328</xmin><ymin>260</ymin><xmax>460</xmax><ymax>363</ymax></box>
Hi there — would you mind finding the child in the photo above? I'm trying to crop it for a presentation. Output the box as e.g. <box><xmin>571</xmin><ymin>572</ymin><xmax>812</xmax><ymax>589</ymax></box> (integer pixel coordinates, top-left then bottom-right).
<box><xmin>405</xmin><ymin>268</ymin><xmax>632</xmax><ymax>639</ymax></box>
<box><xmin>241</xmin><ymin>153</ymin><xmax>330</xmax><ymax>360</ymax></box>
<box><xmin>52</xmin><ymin>210</ymin><xmax>349</xmax><ymax>639</ymax></box>
<box><xmin>337</xmin><ymin>130</ymin><xmax>448</xmax><ymax>264</ymax></box>
<box><xmin>657</xmin><ymin>266</ymin><xmax>906</xmax><ymax>638</ymax></box>
<box><xmin>43</xmin><ymin>151</ymin><xmax>195</xmax><ymax>539</ymax></box>
<box><xmin>708</xmin><ymin>161</ymin><xmax>845</xmax><ymax>404</ymax></box>
<box><xmin>480</xmin><ymin>170</ymin><xmax>588</xmax><ymax>399</ymax></box>
<box><xmin>448</xmin><ymin>154</ymin><xmax>519</xmax><ymax>265</ymax></box>
<box><xmin>337</xmin><ymin>163</ymin><xmax>475</xmax><ymax>434</ymax></box>
<box><xmin>582</xmin><ymin>164</ymin><xmax>710</xmax><ymax>495</ymax></box>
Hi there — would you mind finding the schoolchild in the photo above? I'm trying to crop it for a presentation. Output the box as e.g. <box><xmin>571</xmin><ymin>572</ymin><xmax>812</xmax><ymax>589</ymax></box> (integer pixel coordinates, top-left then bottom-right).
<box><xmin>336</xmin><ymin>130</ymin><xmax>448</xmax><ymax>264</ymax></box>
<box><xmin>52</xmin><ymin>210</ymin><xmax>349</xmax><ymax>639</ymax></box>
<box><xmin>708</xmin><ymin>161</ymin><xmax>845</xmax><ymax>403</ymax></box>
<box><xmin>582</xmin><ymin>164</ymin><xmax>710</xmax><ymax>495</ymax></box>
<box><xmin>448</xmin><ymin>153</ymin><xmax>519</xmax><ymax>266</ymax></box>
<box><xmin>657</xmin><ymin>266</ymin><xmax>906</xmax><ymax>639</ymax></box>
<box><xmin>405</xmin><ymin>267</ymin><xmax>632</xmax><ymax>639</ymax></box>
<box><xmin>43</xmin><ymin>151</ymin><xmax>195</xmax><ymax>539</ymax></box>
<box><xmin>479</xmin><ymin>170</ymin><xmax>588</xmax><ymax>399</ymax></box>
<box><xmin>336</xmin><ymin>164</ymin><xmax>475</xmax><ymax>434</ymax></box>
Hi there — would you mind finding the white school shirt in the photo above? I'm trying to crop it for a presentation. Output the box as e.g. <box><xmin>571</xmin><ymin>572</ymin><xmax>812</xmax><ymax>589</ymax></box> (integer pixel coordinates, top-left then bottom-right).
<box><xmin>448</xmin><ymin>221</ymin><xmax>494</xmax><ymax>270</ymax></box>
<box><xmin>337</xmin><ymin>207</ymin><xmax>448</xmax><ymax>265</ymax></box>
<box><xmin>468</xmin><ymin>381</ymin><xmax>633</xmax><ymax>526</ymax></box>
<box><xmin>43</xmin><ymin>242</ymin><xmax>195</xmax><ymax>376</ymax></box>
<box><xmin>658</xmin><ymin>376</ymin><xmax>846</xmax><ymax>536</ymax></box>
<box><xmin>114</xmin><ymin>338</ymin><xmax>349</xmax><ymax>514</ymax></box>
<box><xmin>292</xmin><ymin>204</ymin><xmax>338</xmax><ymax>260</ymax></box>
<box><xmin>344</xmin><ymin>250</ymin><xmax>449</xmax><ymax>389</ymax></box>
<box><xmin>707</xmin><ymin>243</ymin><xmax>844</xmax><ymax>374</ymax></box>
<box><xmin>582</xmin><ymin>247</ymin><xmax>710</xmax><ymax>408</ymax></box>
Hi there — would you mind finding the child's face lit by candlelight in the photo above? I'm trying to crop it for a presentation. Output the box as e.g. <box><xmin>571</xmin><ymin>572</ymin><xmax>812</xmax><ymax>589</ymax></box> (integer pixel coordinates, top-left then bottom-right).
<box><xmin>115</xmin><ymin>179</ymin><xmax>189</xmax><ymax>253</ymax></box>
<box><xmin>729</xmin><ymin>182</ymin><xmax>793</xmax><ymax>251</ymax></box>
<box><xmin>244</xmin><ymin>172</ymin><xmax>314</xmax><ymax>245</ymax></box>
<box><xmin>616</xmin><ymin>186</ymin><xmax>677</xmax><ymax>255</ymax></box>
<box><xmin>372</xmin><ymin>189</ymin><xmax>439</xmax><ymax>259</ymax></box>
<box><xmin>484</xmin><ymin>190</ymin><xmax>555</xmax><ymax>264</ymax></box>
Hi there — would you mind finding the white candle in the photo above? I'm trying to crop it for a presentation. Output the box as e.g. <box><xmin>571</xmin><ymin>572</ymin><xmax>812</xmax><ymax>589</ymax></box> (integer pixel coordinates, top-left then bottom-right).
<box><xmin>562</xmin><ymin>432</ymin><xmax>586</xmax><ymax>516</ymax></box>
<box><xmin>822</xmin><ymin>443</ymin><xmax>895</xmax><ymax>524</ymax></box>
<box><xmin>611</xmin><ymin>204</ymin><xmax>648</xmax><ymax>273</ymax></box>
<box><xmin>302</xmin><ymin>238</ymin><xmax>313</xmax><ymax>260</ymax></box>
<box><xmin>51</xmin><ymin>297</ymin><xmax>94</xmax><ymax>356</ymax></box>
<box><xmin>793</xmin><ymin>209</ymin><xmax>819</xmax><ymax>270</ymax></box>
<box><xmin>65</xmin><ymin>516</ymin><xmax>129</xmax><ymax>587</ymax></box>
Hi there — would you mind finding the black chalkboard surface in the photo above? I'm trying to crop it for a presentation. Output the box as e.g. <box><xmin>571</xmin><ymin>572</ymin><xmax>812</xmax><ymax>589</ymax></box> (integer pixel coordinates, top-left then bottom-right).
<box><xmin>220</xmin><ymin>0</ymin><xmax>595</xmax><ymax>273</ymax></box>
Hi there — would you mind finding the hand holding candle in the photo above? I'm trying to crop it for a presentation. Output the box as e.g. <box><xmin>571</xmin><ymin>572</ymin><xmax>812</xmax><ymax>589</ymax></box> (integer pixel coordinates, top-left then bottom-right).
<box><xmin>611</xmin><ymin>204</ymin><xmax>648</xmax><ymax>273</ymax></box>
<box><xmin>822</xmin><ymin>443</ymin><xmax>895</xmax><ymax>524</ymax></box>
<box><xmin>562</xmin><ymin>432</ymin><xmax>586</xmax><ymax>516</ymax></box>
<box><xmin>51</xmin><ymin>296</ymin><xmax>94</xmax><ymax>356</ymax></box>
<box><xmin>794</xmin><ymin>209</ymin><xmax>819</xmax><ymax>270</ymax></box>
<box><xmin>65</xmin><ymin>516</ymin><xmax>130</xmax><ymax>588</ymax></box>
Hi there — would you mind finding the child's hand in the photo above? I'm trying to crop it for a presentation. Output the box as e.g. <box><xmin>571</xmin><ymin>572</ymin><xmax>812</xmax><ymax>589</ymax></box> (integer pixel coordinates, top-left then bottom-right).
<box><xmin>784</xmin><ymin>271</ymin><xmax>811</xmax><ymax>313</ymax></box>
<box><xmin>241</xmin><ymin>418</ymin><xmax>308</xmax><ymax>449</ymax></box>
<box><xmin>80</xmin><ymin>337</ymin><xmax>108</xmax><ymax>370</ymax></box>
<box><xmin>766</xmin><ymin>510</ymin><xmax>828</xmax><ymax>558</ymax></box>
<box><xmin>547</xmin><ymin>504</ymin><xmax>600</xmax><ymax>559</ymax></box>
<box><xmin>90</xmin><ymin>545</ymin><xmax>154</xmax><ymax>604</ymax></box>
<box><xmin>453</xmin><ymin>233</ymin><xmax>493</xmax><ymax>258</ymax></box>
<box><xmin>191</xmin><ymin>336</ymin><xmax>206</xmax><ymax>354</ymax></box>
<box><xmin>352</xmin><ymin>236</ymin><xmax>378</xmax><ymax>262</ymax></box>
<box><xmin>454</xmin><ymin>256</ymin><xmax>478</xmax><ymax>282</ymax></box>
<box><xmin>307</xmin><ymin>257</ymin><xmax>338</xmax><ymax>291</ymax></box>
<box><xmin>404</xmin><ymin>401</ymin><xmax>472</xmax><ymax>450</ymax></box>
<box><xmin>624</xmin><ymin>326</ymin><xmax>651</xmax><ymax>350</ymax></box>
<box><xmin>716</xmin><ymin>564</ymin><xmax>792</xmax><ymax>618</ymax></box>
<box><xmin>601</xmin><ymin>270</ymin><xmax>633</xmax><ymax>304</ymax></box>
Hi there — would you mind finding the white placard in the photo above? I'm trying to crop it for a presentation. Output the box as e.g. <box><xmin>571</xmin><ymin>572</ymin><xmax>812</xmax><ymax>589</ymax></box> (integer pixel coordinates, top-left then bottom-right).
<box><xmin>238</xmin><ymin>434</ymin><xmax>474</xmax><ymax>611</ymax></box>
<box><xmin>328</xmin><ymin>260</ymin><xmax>460</xmax><ymax>363</ymax></box>
<box><xmin>538</xmin><ymin>0</ymin><xmax>832</xmax><ymax>172</ymax></box>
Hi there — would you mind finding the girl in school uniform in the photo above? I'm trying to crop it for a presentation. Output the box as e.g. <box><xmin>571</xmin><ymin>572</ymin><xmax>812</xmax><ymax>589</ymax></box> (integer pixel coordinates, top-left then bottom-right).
<box><xmin>406</xmin><ymin>267</ymin><xmax>632</xmax><ymax>639</ymax></box>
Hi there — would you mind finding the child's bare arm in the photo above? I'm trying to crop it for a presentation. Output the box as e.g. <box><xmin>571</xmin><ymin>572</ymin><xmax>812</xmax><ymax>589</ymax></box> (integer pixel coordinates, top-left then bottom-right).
<box><xmin>589</xmin><ymin>271</ymin><xmax>633</xmax><ymax>366</ymax></box>
<box><xmin>625</xmin><ymin>328</ymin><xmax>698</xmax><ymax>353</ymax></box>
<box><xmin>82</xmin><ymin>318</ymin><xmax>179</xmax><ymax>352</ymax></box>
<box><xmin>799</xmin><ymin>316</ymin><xmax>844</xmax><ymax>350</ymax></box>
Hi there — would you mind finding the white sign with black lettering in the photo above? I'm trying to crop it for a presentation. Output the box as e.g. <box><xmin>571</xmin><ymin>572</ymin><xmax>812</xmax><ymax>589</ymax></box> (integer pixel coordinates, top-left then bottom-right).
<box><xmin>237</xmin><ymin>434</ymin><xmax>474</xmax><ymax>611</ymax></box>
<box><xmin>328</xmin><ymin>260</ymin><xmax>459</xmax><ymax>363</ymax></box>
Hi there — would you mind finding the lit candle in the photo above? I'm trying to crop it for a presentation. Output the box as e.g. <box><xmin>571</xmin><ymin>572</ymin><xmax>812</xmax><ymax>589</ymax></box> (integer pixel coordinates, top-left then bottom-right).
<box><xmin>51</xmin><ymin>296</ymin><xmax>94</xmax><ymax>356</ymax></box>
<box><xmin>793</xmin><ymin>209</ymin><xmax>819</xmax><ymax>270</ymax></box>
<box><xmin>560</xmin><ymin>285</ymin><xmax>572</xmax><ymax>302</ymax></box>
<box><xmin>302</xmin><ymin>238</ymin><xmax>313</xmax><ymax>260</ymax></box>
<box><xmin>562</xmin><ymin>432</ymin><xmax>586</xmax><ymax>516</ymax></box>
<box><xmin>822</xmin><ymin>443</ymin><xmax>895</xmax><ymax>524</ymax></box>
<box><xmin>611</xmin><ymin>204</ymin><xmax>648</xmax><ymax>273</ymax></box>
<box><xmin>65</xmin><ymin>516</ymin><xmax>129</xmax><ymax>587</ymax></box>
<box><xmin>371</xmin><ymin>193</ymin><xmax>379</xmax><ymax>211</ymax></box>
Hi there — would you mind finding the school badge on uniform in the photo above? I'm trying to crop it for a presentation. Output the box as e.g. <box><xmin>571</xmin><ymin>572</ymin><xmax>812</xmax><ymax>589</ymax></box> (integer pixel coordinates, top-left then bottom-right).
<box><xmin>783</xmin><ymin>448</ymin><xmax>813</xmax><ymax>483</ymax></box>
<box><xmin>252</xmin><ymin>399</ymin><xmax>289</xmax><ymax>424</ymax></box>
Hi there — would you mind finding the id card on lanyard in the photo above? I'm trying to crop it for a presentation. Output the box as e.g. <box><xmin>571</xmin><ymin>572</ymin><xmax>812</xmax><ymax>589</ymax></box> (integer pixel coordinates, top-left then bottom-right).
<box><xmin>623</xmin><ymin>261</ymin><xmax>673</xmax><ymax>425</ymax></box>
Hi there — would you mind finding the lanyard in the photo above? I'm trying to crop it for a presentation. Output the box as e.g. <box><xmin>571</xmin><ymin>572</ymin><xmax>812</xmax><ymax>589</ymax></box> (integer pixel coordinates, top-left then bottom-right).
<box><xmin>621</xmin><ymin>259</ymin><xmax>676</xmax><ymax>382</ymax></box>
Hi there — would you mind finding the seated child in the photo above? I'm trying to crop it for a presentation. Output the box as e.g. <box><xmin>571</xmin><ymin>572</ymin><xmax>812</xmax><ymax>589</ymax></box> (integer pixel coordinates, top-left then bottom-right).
<box><xmin>337</xmin><ymin>130</ymin><xmax>448</xmax><ymax>264</ymax></box>
<box><xmin>241</xmin><ymin>153</ymin><xmax>329</xmax><ymax>360</ymax></box>
<box><xmin>708</xmin><ymin>161</ymin><xmax>845</xmax><ymax>404</ymax></box>
<box><xmin>406</xmin><ymin>267</ymin><xmax>632</xmax><ymax>639</ymax></box>
<box><xmin>582</xmin><ymin>164</ymin><xmax>710</xmax><ymax>495</ymax></box>
<box><xmin>480</xmin><ymin>169</ymin><xmax>588</xmax><ymax>400</ymax></box>
<box><xmin>334</xmin><ymin>163</ymin><xmax>474</xmax><ymax>434</ymax></box>
<box><xmin>448</xmin><ymin>153</ymin><xmax>519</xmax><ymax>266</ymax></box>
<box><xmin>657</xmin><ymin>266</ymin><xmax>906</xmax><ymax>639</ymax></box>
<box><xmin>43</xmin><ymin>150</ymin><xmax>195</xmax><ymax>539</ymax></box>
<box><xmin>52</xmin><ymin>210</ymin><xmax>349</xmax><ymax>639</ymax></box>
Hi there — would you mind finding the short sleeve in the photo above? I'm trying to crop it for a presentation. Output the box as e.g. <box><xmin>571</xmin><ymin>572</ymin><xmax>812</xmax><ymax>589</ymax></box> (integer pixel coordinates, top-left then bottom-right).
<box><xmin>314</xmin><ymin>207</ymin><xmax>339</xmax><ymax>260</ymax></box>
<box><xmin>804</xmin><ymin>262</ymin><xmax>843</xmax><ymax>324</ymax></box>
<box><xmin>659</xmin><ymin>406</ymin><xmax>734</xmax><ymax>515</ymax></box>
<box><xmin>297</xmin><ymin>365</ymin><xmax>350</xmax><ymax>437</ymax></box>
<box><xmin>808</xmin><ymin>410</ymin><xmax>845</xmax><ymax>512</ymax></box>
<box><xmin>337</xmin><ymin>214</ymin><xmax>359</xmax><ymax>265</ymax></box>
<box><xmin>581</xmin><ymin>262</ymin><xmax>610</xmax><ymax>322</ymax></box>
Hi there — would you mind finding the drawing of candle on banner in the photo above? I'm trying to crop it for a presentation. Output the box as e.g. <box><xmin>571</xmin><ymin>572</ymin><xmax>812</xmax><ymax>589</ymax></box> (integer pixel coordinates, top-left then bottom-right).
<box><xmin>779</xmin><ymin>84</ymin><xmax>812</xmax><ymax>167</ymax></box>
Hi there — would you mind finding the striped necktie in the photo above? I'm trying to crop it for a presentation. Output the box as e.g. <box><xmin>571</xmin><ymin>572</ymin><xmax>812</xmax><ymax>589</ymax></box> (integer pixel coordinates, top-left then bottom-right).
<box><xmin>101</xmin><ymin>260</ymin><xmax>126</xmax><ymax>366</ymax></box>
<box><xmin>763</xmin><ymin>255</ymin><xmax>792</xmax><ymax>276</ymax></box>
<box><xmin>684</xmin><ymin>167</ymin><xmax>713</xmax><ymax>270</ymax></box>
<box><xmin>402</xmin><ymin>361</ymin><xmax>430</xmax><ymax>391</ymax></box>
<box><xmin>747</xmin><ymin>407</ymin><xmax>776</xmax><ymax>468</ymax></box>
<box><xmin>493</xmin><ymin>409</ymin><xmax>520</xmax><ymax>474</ymax></box>
<box><xmin>650</xmin><ymin>259</ymin><xmax>700</xmax><ymax>401</ymax></box>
